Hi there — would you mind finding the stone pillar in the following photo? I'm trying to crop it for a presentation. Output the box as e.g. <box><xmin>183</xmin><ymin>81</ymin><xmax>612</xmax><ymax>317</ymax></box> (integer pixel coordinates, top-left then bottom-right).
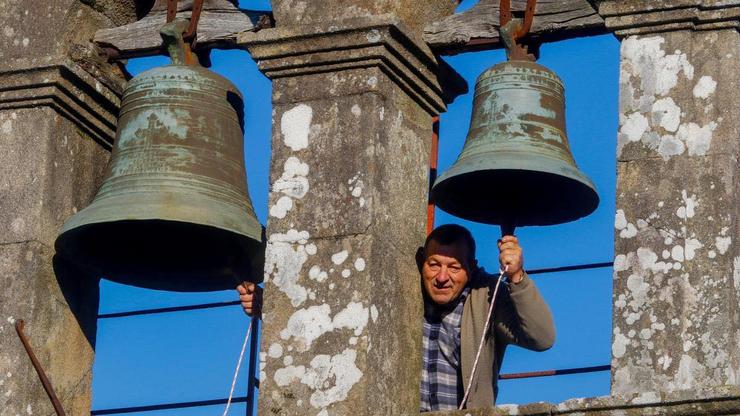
<box><xmin>239</xmin><ymin>3</ymin><xmax>463</xmax><ymax>414</ymax></box>
<box><xmin>600</xmin><ymin>1</ymin><xmax>740</xmax><ymax>399</ymax></box>
<box><xmin>0</xmin><ymin>1</ymin><xmax>129</xmax><ymax>414</ymax></box>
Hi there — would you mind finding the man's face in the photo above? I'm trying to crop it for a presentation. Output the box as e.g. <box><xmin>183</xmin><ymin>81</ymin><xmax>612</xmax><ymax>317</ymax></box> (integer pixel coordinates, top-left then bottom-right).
<box><xmin>421</xmin><ymin>239</ymin><xmax>473</xmax><ymax>305</ymax></box>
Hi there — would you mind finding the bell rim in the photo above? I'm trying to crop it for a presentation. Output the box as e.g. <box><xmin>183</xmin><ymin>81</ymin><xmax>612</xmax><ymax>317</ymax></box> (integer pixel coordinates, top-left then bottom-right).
<box><xmin>58</xmin><ymin>191</ymin><xmax>263</xmax><ymax>244</ymax></box>
<box><xmin>431</xmin><ymin>153</ymin><xmax>599</xmax><ymax>226</ymax></box>
<box><xmin>55</xmin><ymin>218</ymin><xmax>264</xmax><ymax>292</ymax></box>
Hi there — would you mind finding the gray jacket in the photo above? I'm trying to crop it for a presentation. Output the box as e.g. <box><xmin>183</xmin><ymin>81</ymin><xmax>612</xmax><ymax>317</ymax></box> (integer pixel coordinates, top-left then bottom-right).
<box><xmin>460</xmin><ymin>269</ymin><xmax>556</xmax><ymax>408</ymax></box>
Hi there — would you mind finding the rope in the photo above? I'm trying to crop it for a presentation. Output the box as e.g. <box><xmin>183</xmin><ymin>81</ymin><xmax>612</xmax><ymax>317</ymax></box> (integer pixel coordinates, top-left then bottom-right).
<box><xmin>458</xmin><ymin>265</ymin><xmax>508</xmax><ymax>410</ymax></box>
<box><xmin>221</xmin><ymin>318</ymin><xmax>253</xmax><ymax>416</ymax></box>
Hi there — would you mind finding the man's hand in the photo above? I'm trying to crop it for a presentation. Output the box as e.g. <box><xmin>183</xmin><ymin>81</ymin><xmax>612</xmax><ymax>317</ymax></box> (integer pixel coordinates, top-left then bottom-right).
<box><xmin>236</xmin><ymin>282</ymin><xmax>262</xmax><ymax>317</ymax></box>
<box><xmin>498</xmin><ymin>235</ymin><xmax>524</xmax><ymax>283</ymax></box>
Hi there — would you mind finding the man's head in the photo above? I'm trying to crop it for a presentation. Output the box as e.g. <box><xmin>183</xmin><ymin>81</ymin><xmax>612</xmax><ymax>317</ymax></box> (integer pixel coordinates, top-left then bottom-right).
<box><xmin>417</xmin><ymin>224</ymin><xmax>478</xmax><ymax>306</ymax></box>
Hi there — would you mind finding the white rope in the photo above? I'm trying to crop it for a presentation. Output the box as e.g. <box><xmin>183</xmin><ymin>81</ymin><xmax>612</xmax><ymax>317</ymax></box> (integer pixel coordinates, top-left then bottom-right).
<box><xmin>458</xmin><ymin>265</ymin><xmax>508</xmax><ymax>410</ymax></box>
<box><xmin>221</xmin><ymin>318</ymin><xmax>254</xmax><ymax>416</ymax></box>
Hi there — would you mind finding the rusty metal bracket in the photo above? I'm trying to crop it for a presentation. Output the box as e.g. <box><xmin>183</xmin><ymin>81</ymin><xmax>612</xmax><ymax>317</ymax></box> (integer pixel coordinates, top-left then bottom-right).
<box><xmin>166</xmin><ymin>0</ymin><xmax>204</xmax><ymax>46</ymax></box>
<box><xmin>499</xmin><ymin>0</ymin><xmax>538</xmax><ymax>61</ymax></box>
<box><xmin>14</xmin><ymin>320</ymin><xmax>67</xmax><ymax>416</ymax></box>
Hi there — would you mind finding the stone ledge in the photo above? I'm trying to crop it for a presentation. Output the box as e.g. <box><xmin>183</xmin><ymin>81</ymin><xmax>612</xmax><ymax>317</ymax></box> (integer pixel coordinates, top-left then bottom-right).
<box><xmin>238</xmin><ymin>16</ymin><xmax>467</xmax><ymax>115</ymax></box>
<box><xmin>0</xmin><ymin>58</ymin><xmax>120</xmax><ymax>148</ymax></box>
<box><xmin>600</xmin><ymin>1</ymin><xmax>740</xmax><ymax>36</ymax></box>
<box><xmin>427</xmin><ymin>386</ymin><xmax>740</xmax><ymax>415</ymax></box>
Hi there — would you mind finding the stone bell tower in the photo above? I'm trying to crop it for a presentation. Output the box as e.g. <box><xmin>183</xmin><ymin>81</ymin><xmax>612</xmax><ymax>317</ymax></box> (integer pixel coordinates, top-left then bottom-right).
<box><xmin>2</xmin><ymin>0</ymin><xmax>739</xmax><ymax>415</ymax></box>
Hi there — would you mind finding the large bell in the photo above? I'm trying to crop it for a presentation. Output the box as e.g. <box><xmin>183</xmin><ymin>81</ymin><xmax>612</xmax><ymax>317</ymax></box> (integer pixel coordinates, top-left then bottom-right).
<box><xmin>431</xmin><ymin>60</ymin><xmax>599</xmax><ymax>227</ymax></box>
<box><xmin>55</xmin><ymin>21</ymin><xmax>263</xmax><ymax>291</ymax></box>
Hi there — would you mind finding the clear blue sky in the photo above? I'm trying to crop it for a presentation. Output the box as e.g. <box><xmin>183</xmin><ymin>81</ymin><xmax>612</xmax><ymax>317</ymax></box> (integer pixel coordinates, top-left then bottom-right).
<box><xmin>91</xmin><ymin>1</ymin><xmax>620</xmax><ymax>413</ymax></box>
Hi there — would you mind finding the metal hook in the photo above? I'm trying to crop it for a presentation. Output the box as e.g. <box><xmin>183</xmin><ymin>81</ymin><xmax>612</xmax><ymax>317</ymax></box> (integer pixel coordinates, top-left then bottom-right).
<box><xmin>499</xmin><ymin>0</ymin><xmax>538</xmax><ymax>61</ymax></box>
<box><xmin>166</xmin><ymin>0</ymin><xmax>204</xmax><ymax>45</ymax></box>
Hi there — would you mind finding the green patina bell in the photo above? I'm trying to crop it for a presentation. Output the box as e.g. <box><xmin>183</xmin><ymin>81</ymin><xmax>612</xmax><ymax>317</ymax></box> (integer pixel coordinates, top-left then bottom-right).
<box><xmin>431</xmin><ymin>60</ymin><xmax>599</xmax><ymax>227</ymax></box>
<box><xmin>55</xmin><ymin>20</ymin><xmax>263</xmax><ymax>291</ymax></box>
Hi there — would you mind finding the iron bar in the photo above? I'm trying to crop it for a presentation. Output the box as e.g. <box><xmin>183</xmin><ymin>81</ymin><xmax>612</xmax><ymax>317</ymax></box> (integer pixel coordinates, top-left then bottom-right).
<box><xmin>246</xmin><ymin>317</ymin><xmax>260</xmax><ymax>416</ymax></box>
<box><xmin>499</xmin><ymin>364</ymin><xmax>611</xmax><ymax>380</ymax></box>
<box><xmin>97</xmin><ymin>300</ymin><xmax>241</xmax><ymax>319</ymax></box>
<box><xmin>96</xmin><ymin>262</ymin><xmax>614</xmax><ymax>320</ymax></box>
<box><xmin>89</xmin><ymin>365</ymin><xmax>611</xmax><ymax>414</ymax></box>
<box><xmin>15</xmin><ymin>320</ymin><xmax>67</xmax><ymax>416</ymax></box>
<box><xmin>91</xmin><ymin>397</ymin><xmax>247</xmax><ymax>415</ymax></box>
<box><xmin>526</xmin><ymin>261</ymin><xmax>614</xmax><ymax>275</ymax></box>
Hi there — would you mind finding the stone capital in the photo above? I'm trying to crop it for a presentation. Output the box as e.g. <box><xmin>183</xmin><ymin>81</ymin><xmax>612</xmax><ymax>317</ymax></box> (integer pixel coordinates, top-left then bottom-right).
<box><xmin>599</xmin><ymin>1</ymin><xmax>740</xmax><ymax>36</ymax></box>
<box><xmin>238</xmin><ymin>16</ymin><xmax>466</xmax><ymax>115</ymax></box>
<box><xmin>0</xmin><ymin>57</ymin><xmax>121</xmax><ymax>147</ymax></box>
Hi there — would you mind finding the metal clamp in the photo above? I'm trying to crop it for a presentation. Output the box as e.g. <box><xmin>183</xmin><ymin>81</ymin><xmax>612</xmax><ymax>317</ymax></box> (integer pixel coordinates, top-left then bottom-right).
<box><xmin>166</xmin><ymin>0</ymin><xmax>204</xmax><ymax>45</ymax></box>
<box><xmin>499</xmin><ymin>0</ymin><xmax>538</xmax><ymax>61</ymax></box>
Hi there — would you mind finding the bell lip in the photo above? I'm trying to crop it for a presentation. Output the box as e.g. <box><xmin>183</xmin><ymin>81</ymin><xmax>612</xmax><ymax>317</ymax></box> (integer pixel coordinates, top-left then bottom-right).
<box><xmin>431</xmin><ymin>152</ymin><xmax>599</xmax><ymax>226</ymax></box>
<box><xmin>58</xmin><ymin>190</ymin><xmax>263</xmax><ymax>244</ymax></box>
<box><xmin>55</xmin><ymin>191</ymin><xmax>264</xmax><ymax>292</ymax></box>
<box><xmin>55</xmin><ymin>218</ymin><xmax>265</xmax><ymax>292</ymax></box>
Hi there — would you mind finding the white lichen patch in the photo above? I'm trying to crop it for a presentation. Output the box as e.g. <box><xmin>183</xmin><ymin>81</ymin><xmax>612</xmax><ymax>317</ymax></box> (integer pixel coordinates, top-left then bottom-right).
<box><xmin>632</xmin><ymin>391</ymin><xmax>661</xmax><ymax>405</ymax></box>
<box><xmin>308</xmin><ymin>265</ymin><xmax>329</xmax><ymax>282</ymax></box>
<box><xmin>615</xmin><ymin>209</ymin><xmax>628</xmax><ymax>229</ymax></box>
<box><xmin>280</xmin><ymin>304</ymin><xmax>334</xmax><ymax>351</ymax></box>
<box><xmin>366</xmin><ymin>29</ymin><xmax>381</xmax><ymax>43</ymax></box>
<box><xmin>270</xmin><ymin>196</ymin><xmax>293</xmax><ymax>219</ymax></box>
<box><xmin>677</xmin><ymin>121</ymin><xmax>717</xmax><ymax>157</ymax></box>
<box><xmin>331</xmin><ymin>250</ymin><xmax>349</xmax><ymax>265</ymax></box>
<box><xmin>270</xmin><ymin>156</ymin><xmax>310</xmax><ymax>218</ymax></box>
<box><xmin>280</xmin><ymin>302</ymin><xmax>370</xmax><ymax>352</ymax></box>
<box><xmin>281</xmin><ymin>104</ymin><xmax>313</xmax><ymax>151</ymax></box>
<box><xmin>684</xmin><ymin>238</ymin><xmax>702</xmax><ymax>261</ymax></box>
<box><xmin>693</xmin><ymin>76</ymin><xmax>717</xmax><ymax>99</ymax></box>
<box><xmin>618</xmin><ymin>36</ymin><xmax>721</xmax><ymax>160</ymax></box>
<box><xmin>676</xmin><ymin>190</ymin><xmax>697</xmax><ymax>219</ymax></box>
<box><xmin>715</xmin><ymin>236</ymin><xmax>731</xmax><ymax>255</ymax></box>
<box><xmin>354</xmin><ymin>258</ymin><xmax>366</xmax><ymax>272</ymax></box>
<box><xmin>347</xmin><ymin>174</ymin><xmax>365</xmax><ymax>205</ymax></box>
<box><xmin>268</xmin><ymin>343</ymin><xmax>284</xmax><ymax>358</ymax></box>
<box><xmin>332</xmin><ymin>302</ymin><xmax>369</xmax><ymax>336</ymax></box>
<box><xmin>615</xmin><ymin>210</ymin><xmax>638</xmax><ymax>238</ymax></box>
<box><xmin>621</xmin><ymin>36</ymin><xmax>694</xmax><ymax>98</ymax></box>
<box><xmin>613</xmin><ymin>329</ymin><xmax>629</xmax><ymax>358</ymax></box>
<box><xmin>651</xmin><ymin>97</ymin><xmax>681</xmax><ymax>132</ymax></box>
<box><xmin>265</xmin><ymin>229</ymin><xmax>312</xmax><ymax>307</ymax></box>
<box><xmin>274</xmin><ymin>365</ymin><xmax>306</xmax><ymax>387</ymax></box>
<box><xmin>351</xmin><ymin>104</ymin><xmax>361</xmax><ymax>117</ymax></box>
<box><xmin>302</xmin><ymin>349</ymin><xmax>363</xmax><ymax>409</ymax></box>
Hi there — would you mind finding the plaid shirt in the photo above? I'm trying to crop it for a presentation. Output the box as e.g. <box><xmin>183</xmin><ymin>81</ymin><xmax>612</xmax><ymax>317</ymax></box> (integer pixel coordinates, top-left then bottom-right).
<box><xmin>420</xmin><ymin>286</ymin><xmax>471</xmax><ymax>412</ymax></box>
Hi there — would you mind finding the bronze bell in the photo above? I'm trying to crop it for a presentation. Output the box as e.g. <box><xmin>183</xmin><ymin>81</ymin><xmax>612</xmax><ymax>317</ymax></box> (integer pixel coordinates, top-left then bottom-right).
<box><xmin>431</xmin><ymin>59</ymin><xmax>599</xmax><ymax>229</ymax></box>
<box><xmin>55</xmin><ymin>21</ymin><xmax>263</xmax><ymax>291</ymax></box>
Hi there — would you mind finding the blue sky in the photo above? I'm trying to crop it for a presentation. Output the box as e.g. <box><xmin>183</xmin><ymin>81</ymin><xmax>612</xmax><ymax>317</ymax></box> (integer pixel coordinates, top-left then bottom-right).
<box><xmin>91</xmin><ymin>1</ymin><xmax>620</xmax><ymax>413</ymax></box>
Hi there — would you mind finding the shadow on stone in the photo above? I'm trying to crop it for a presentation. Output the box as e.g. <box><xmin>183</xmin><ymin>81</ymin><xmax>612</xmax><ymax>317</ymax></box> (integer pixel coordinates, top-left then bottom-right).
<box><xmin>52</xmin><ymin>254</ymin><xmax>100</xmax><ymax>349</ymax></box>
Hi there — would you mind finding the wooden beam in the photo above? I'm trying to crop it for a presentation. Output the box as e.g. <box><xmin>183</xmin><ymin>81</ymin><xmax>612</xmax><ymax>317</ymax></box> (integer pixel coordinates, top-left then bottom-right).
<box><xmin>423</xmin><ymin>0</ymin><xmax>608</xmax><ymax>55</ymax></box>
<box><xmin>93</xmin><ymin>0</ymin><xmax>271</xmax><ymax>59</ymax></box>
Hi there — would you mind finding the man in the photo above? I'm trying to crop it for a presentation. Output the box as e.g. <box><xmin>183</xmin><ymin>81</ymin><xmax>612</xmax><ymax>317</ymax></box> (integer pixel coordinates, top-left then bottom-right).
<box><xmin>237</xmin><ymin>223</ymin><xmax>554</xmax><ymax>411</ymax></box>
<box><xmin>416</xmin><ymin>224</ymin><xmax>554</xmax><ymax>411</ymax></box>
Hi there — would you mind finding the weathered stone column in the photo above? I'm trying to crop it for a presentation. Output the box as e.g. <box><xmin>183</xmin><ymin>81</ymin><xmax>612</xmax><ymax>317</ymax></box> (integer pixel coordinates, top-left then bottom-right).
<box><xmin>240</xmin><ymin>3</ymin><xmax>462</xmax><ymax>414</ymax></box>
<box><xmin>601</xmin><ymin>0</ymin><xmax>740</xmax><ymax>399</ymax></box>
<box><xmin>0</xmin><ymin>1</ymin><xmax>130</xmax><ymax>414</ymax></box>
